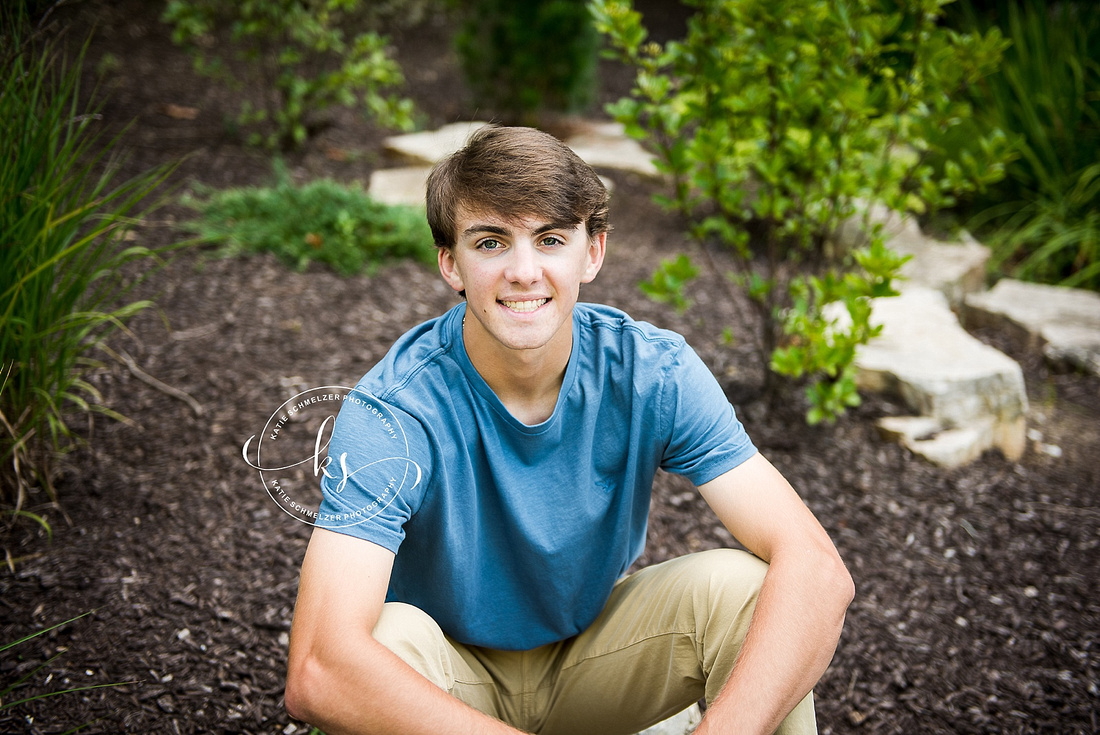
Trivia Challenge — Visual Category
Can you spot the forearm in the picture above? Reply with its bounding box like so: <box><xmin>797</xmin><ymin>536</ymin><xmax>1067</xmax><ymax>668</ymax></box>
<box><xmin>287</xmin><ymin>631</ymin><xmax>525</xmax><ymax>735</ymax></box>
<box><xmin>695</xmin><ymin>550</ymin><xmax>853</xmax><ymax>735</ymax></box>
<box><xmin>286</xmin><ymin>530</ymin><xmax>525</xmax><ymax>735</ymax></box>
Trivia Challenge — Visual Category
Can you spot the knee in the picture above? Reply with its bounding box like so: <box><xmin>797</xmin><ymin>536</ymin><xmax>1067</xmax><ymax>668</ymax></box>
<box><xmin>676</xmin><ymin>551</ymin><xmax>771</xmax><ymax>701</ymax></box>
<box><xmin>668</xmin><ymin>549</ymin><xmax>772</xmax><ymax>654</ymax></box>
<box><xmin>372</xmin><ymin>602</ymin><xmax>453</xmax><ymax>689</ymax></box>
<box><xmin>373</xmin><ymin>601</ymin><xmax>441</xmax><ymax>644</ymax></box>
<box><xmin>680</xmin><ymin>548</ymin><xmax>769</xmax><ymax>605</ymax></box>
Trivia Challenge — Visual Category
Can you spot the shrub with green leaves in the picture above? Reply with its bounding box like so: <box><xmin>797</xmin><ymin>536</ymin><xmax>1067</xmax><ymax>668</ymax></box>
<box><xmin>593</xmin><ymin>0</ymin><xmax>1010</xmax><ymax>422</ymax></box>
<box><xmin>639</xmin><ymin>254</ymin><xmax>699</xmax><ymax>313</ymax></box>
<box><xmin>180</xmin><ymin>164</ymin><xmax>436</xmax><ymax>275</ymax></box>
<box><xmin>956</xmin><ymin>0</ymin><xmax>1100</xmax><ymax>291</ymax></box>
<box><xmin>453</xmin><ymin>0</ymin><xmax>598</xmax><ymax>123</ymax></box>
<box><xmin>162</xmin><ymin>0</ymin><xmax>415</xmax><ymax>150</ymax></box>
<box><xmin>1</xmin><ymin>9</ymin><xmax>173</xmax><ymax>507</ymax></box>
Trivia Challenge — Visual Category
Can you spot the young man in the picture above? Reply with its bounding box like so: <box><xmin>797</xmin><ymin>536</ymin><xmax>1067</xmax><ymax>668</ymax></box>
<box><xmin>285</xmin><ymin>126</ymin><xmax>854</xmax><ymax>735</ymax></box>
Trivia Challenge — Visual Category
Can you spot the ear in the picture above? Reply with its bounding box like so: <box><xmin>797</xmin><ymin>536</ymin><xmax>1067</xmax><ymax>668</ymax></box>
<box><xmin>438</xmin><ymin>247</ymin><xmax>466</xmax><ymax>294</ymax></box>
<box><xmin>580</xmin><ymin>231</ymin><xmax>607</xmax><ymax>284</ymax></box>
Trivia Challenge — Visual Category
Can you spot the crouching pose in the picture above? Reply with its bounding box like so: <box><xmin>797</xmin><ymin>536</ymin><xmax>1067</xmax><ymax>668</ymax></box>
<box><xmin>285</xmin><ymin>126</ymin><xmax>854</xmax><ymax>735</ymax></box>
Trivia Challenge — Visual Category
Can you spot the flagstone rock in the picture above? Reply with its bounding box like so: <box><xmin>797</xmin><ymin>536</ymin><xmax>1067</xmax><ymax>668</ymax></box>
<box><xmin>564</xmin><ymin>121</ymin><xmax>662</xmax><ymax>178</ymax></box>
<box><xmin>368</xmin><ymin>166</ymin><xmax>433</xmax><ymax>207</ymax></box>
<box><xmin>835</xmin><ymin>202</ymin><xmax>990</xmax><ymax>305</ymax></box>
<box><xmin>833</xmin><ymin>201</ymin><xmax>923</xmax><ymax>251</ymax></box>
<box><xmin>383</xmin><ymin>121</ymin><xmax>492</xmax><ymax>165</ymax></box>
<box><xmin>891</xmin><ymin>230</ymin><xmax>990</xmax><ymax>308</ymax></box>
<box><xmin>876</xmin><ymin>416</ymin><xmax>1004</xmax><ymax>468</ymax></box>
<box><xmin>383</xmin><ymin>120</ymin><xmax>661</xmax><ymax>180</ymax></box>
<box><xmin>836</xmin><ymin>202</ymin><xmax>1029</xmax><ymax>465</ymax></box>
<box><xmin>855</xmin><ymin>287</ymin><xmax>1028</xmax><ymax>466</ymax></box>
<box><xmin>965</xmin><ymin>279</ymin><xmax>1100</xmax><ymax>377</ymax></box>
<box><xmin>367</xmin><ymin>166</ymin><xmax>615</xmax><ymax>209</ymax></box>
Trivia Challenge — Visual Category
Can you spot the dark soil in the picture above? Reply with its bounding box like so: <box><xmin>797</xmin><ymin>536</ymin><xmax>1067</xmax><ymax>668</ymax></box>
<box><xmin>2</xmin><ymin>2</ymin><xmax>1098</xmax><ymax>733</ymax></box>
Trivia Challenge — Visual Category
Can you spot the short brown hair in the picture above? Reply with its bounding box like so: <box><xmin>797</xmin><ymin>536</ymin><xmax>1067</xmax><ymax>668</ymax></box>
<box><xmin>425</xmin><ymin>126</ymin><xmax>610</xmax><ymax>248</ymax></box>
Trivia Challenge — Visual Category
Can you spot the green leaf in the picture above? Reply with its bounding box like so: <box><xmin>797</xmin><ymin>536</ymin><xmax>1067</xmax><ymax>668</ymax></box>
<box><xmin>639</xmin><ymin>254</ymin><xmax>700</xmax><ymax>312</ymax></box>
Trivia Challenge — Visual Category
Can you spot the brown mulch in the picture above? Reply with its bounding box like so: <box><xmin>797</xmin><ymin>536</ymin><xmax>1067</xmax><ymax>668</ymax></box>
<box><xmin>2</xmin><ymin>2</ymin><xmax>1097</xmax><ymax>733</ymax></box>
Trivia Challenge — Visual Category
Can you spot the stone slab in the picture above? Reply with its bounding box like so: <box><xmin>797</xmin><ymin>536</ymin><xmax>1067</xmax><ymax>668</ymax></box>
<box><xmin>876</xmin><ymin>416</ymin><xmax>944</xmax><ymax>444</ymax></box>
<box><xmin>368</xmin><ymin>165</ymin><xmax>614</xmax><ymax>209</ymax></box>
<box><xmin>383</xmin><ymin>121</ymin><xmax>492</xmax><ymax>165</ymax></box>
<box><xmin>634</xmin><ymin>704</ymin><xmax>702</xmax><ymax>735</ymax></box>
<box><xmin>834</xmin><ymin>201</ymin><xmax>923</xmax><ymax>251</ymax></box>
<box><xmin>834</xmin><ymin>202</ymin><xmax>990</xmax><ymax>304</ymax></box>
<box><xmin>965</xmin><ymin>278</ymin><xmax>1100</xmax><ymax>376</ymax></box>
<box><xmin>892</xmin><ymin>231</ymin><xmax>990</xmax><ymax>307</ymax></box>
<box><xmin>564</xmin><ymin>121</ymin><xmax>662</xmax><ymax>178</ymax></box>
<box><xmin>855</xmin><ymin>287</ymin><xmax>1028</xmax><ymax>464</ymax></box>
<box><xmin>907</xmin><ymin>424</ymin><xmax>993</xmax><ymax>468</ymax></box>
<box><xmin>368</xmin><ymin>166</ymin><xmax>433</xmax><ymax>207</ymax></box>
<box><xmin>877</xmin><ymin>417</ymin><xmax>998</xmax><ymax>468</ymax></box>
<box><xmin>384</xmin><ymin>119</ymin><xmax>661</xmax><ymax>180</ymax></box>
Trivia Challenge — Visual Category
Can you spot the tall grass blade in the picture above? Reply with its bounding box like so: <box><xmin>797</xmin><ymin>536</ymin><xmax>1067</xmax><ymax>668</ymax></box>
<box><xmin>1</xmin><ymin>611</ymin><xmax>135</xmax><ymax>723</ymax></box>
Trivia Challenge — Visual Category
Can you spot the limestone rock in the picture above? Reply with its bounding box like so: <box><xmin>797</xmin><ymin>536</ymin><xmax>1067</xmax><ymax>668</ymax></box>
<box><xmin>834</xmin><ymin>202</ymin><xmax>990</xmax><ymax>305</ymax></box>
<box><xmin>965</xmin><ymin>278</ymin><xmax>1100</xmax><ymax>377</ymax></box>
<box><xmin>383</xmin><ymin>120</ymin><xmax>660</xmax><ymax>181</ymax></box>
<box><xmin>876</xmin><ymin>416</ymin><xmax>943</xmax><ymax>444</ymax></box>
<box><xmin>564</xmin><ymin>121</ymin><xmax>662</xmax><ymax>178</ymax></box>
<box><xmin>383</xmin><ymin>121</ymin><xmax>492</xmax><ymax>165</ymax></box>
<box><xmin>892</xmin><ymin>230</ymin><xmax>990</xmax><ymax>308</ymax></box>
<box><xmin>876</xmin><ymin>418</ymin><xmax>1001</xmax><ymax>468</ymax></box>
<box><xmin>833</xmin><ymin>201</ymin><xmax>922</xmax><ymax>252</ymax></box>
<box><xmin>855</xmin><ymin>287</ymin><xmax>1028</xmax><ymax>465</ymax></box>
<box><xmin>367</xmin><ymin>166</ymin><xmax>614</xmax><ymax>209</ymax></box>
<box><xmin>368</xmin><ymin>166</ymin><xmax>433</xmax><ymax>207</ymax></box>
<box><xmin>834</xmin><ymin>203</ymin><xmax>1027</xmax><ymax>465</ymax></box>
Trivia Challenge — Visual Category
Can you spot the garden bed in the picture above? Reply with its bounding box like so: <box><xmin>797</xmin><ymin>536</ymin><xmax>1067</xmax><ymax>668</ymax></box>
<box><xmin>1</xmin><ymin>1</ymin><xmax>1097</xmax><ymax>733</ymax></box>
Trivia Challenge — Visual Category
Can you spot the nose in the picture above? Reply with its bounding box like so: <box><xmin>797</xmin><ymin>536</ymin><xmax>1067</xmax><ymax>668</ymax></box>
<box><xmin>504</xmin><ymin>240</ymin><xmax>541</xmax><ymax>285</ymax></box>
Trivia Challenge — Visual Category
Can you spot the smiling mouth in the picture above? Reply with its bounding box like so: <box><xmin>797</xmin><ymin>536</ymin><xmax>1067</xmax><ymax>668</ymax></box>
<box><xmin>499</xmin><ymin>298</ymin><xmax>548</xmax><ymax>313</ymax></box>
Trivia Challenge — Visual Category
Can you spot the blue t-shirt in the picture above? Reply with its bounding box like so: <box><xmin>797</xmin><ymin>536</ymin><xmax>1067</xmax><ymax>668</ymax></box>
<box><xmin>318</xmin><ymin>302</ymin><xmax>756</xmax><ymax>650</ymax></box>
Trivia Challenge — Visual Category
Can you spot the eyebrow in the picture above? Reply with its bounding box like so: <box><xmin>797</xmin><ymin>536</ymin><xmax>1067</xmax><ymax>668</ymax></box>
<box><xmin>461</xmin><ymin>221</ymin><xmax>578</xmax><ymax>238</ymax></box>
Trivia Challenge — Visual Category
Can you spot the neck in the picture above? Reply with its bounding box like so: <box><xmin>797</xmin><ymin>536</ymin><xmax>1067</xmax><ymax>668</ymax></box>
<box><xmin>463</xmin><ymin>316</ymin><xmax>572</xmax><ymax>426</ymax></box>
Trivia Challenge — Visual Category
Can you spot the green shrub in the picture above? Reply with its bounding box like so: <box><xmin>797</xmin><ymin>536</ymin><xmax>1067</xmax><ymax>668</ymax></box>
<box><xmin>161</xmin><ymin>0</ymin><xmax>415</xmax><ymax>150</ymax></box>
<box><xmin>639</xmin><ymin>254</ymin><xmax>699</xmax><ymax>313</ymax></box>
<box><xmin>453</xmin><ymin>0</ymin><xmax>598</xmax><ymax>123</ymax></box>
<box><xmin>957</xmin><ymin>0</ymin><xmax>1100</xmax><ymax>290</ymax></box>
<box><xmin>593</xmin><ymin>0</ymin><xmax>1010</xmax><ymax>423</ymax></box>
<box><xmin>1</xmin><ymin>9</ymin><xmax>173</xmax><ymax>507</ymax></box>
<box><xmin>179</xmin><ymin>163</ymin><xmax>436</xmax><ymax>275</ymax></box>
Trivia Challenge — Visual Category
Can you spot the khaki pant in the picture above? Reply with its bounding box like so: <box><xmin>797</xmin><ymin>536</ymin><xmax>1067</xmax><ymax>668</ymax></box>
<box><xmin>374</xmin><ymin>548</ymin><xmax>817</xmax><ymax>735</ymax></box>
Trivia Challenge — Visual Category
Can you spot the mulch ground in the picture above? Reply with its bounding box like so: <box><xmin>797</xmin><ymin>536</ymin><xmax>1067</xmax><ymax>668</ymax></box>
<box><xmin>2</xmin><ymin>2</ymin><xmax>1098</xmax><ymax>733</ymax></box>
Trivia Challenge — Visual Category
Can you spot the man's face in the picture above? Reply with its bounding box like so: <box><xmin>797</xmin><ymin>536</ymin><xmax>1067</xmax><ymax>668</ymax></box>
<box><xmin>438</xmin><ymin>207</ymin><xmax>605</xmax><ymax>361</ymax></box>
